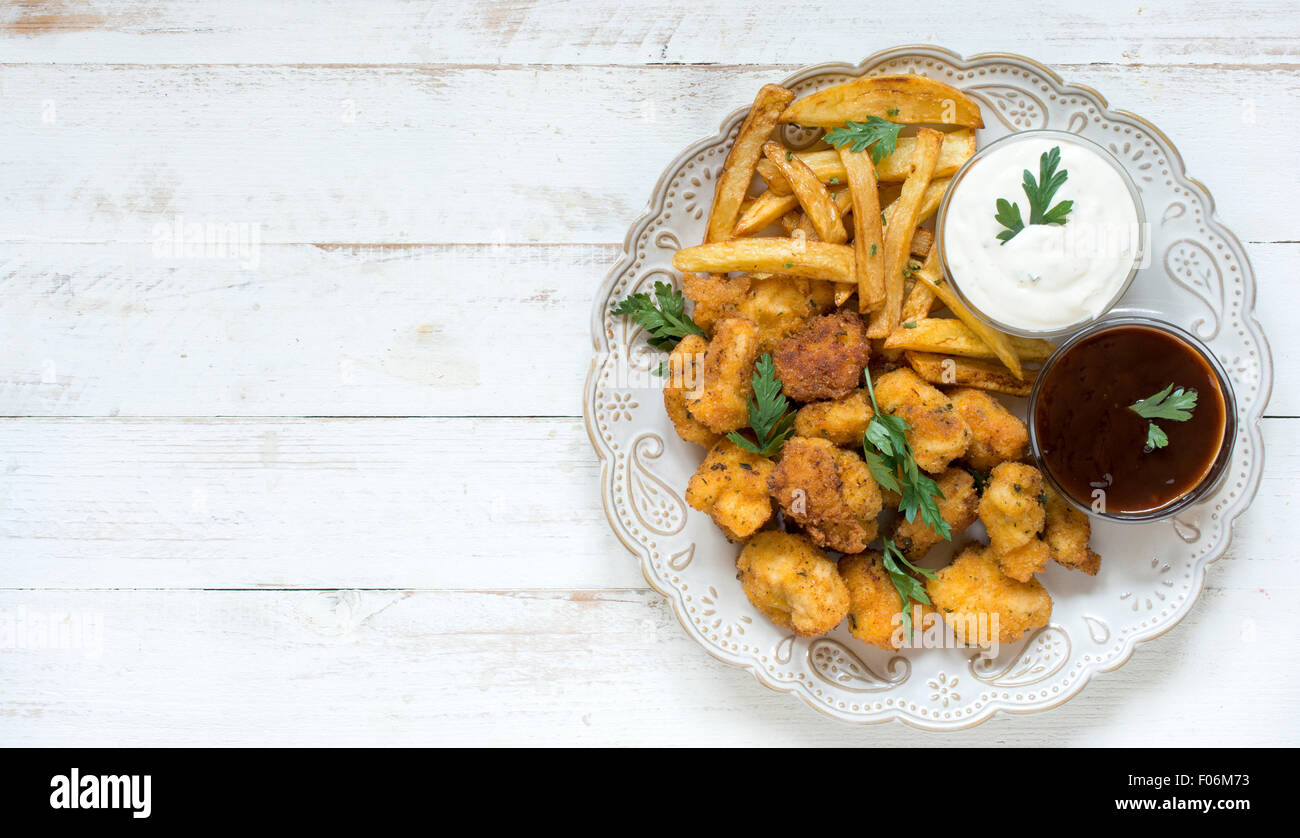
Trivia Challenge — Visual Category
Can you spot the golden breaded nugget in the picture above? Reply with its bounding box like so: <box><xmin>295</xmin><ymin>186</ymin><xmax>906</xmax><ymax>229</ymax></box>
<box><xmin>687</xmin><ymin>274</ymin><xmax>836</xmax><ymax>353</ymax></box>
<box><xmin>1044</xmin><ymin>488</ymin><xmax>1101</xmax><ymax>575</ymax></box>
<box><xmin>926</xmin><ymin>544</ymin><xmax>1052</xmax><ymax>646</ymax></box>
<box><xmin>949</xmin><ymin>387</ymin><xmax>1029</xmax><ymax>471</ymax></box>
<box><xmin>662</xmin><ymin>334</ymin><xmax>719</xmax><ymax>447</ymax></box>
<box><xmin>871</xmin><ymin>367</ymin><xmax>971</xmax><ymax>474</ymax></box>
<box><xmin>838</xmin><ymin>551</ymin><xmax>904</xmax><ymax>650</ymax></box>
<box><xmin>685</xmin><ymin>318</ymin><xmax>759</xmax><ymax>434</ymax></box>
<box><xmin>772</xmin><ymin>311</ymin><xmax>871</xmax><ymax>402</ymax></box>
<box><xmin>769</xmin><ymin>437</ymin><xmax>881</xmax><ymax>554</ymax></box>
<box><xmin>792</xmin><ymin>389</ymin><xmax>874</xmax><ymax>446</ymax></box>
<box><xmin>738</xmin><ymin>531</ymin><xmax>850</xmax><ymax>636</ymax></box>
<box><xmin>979</xmin><ymin>462</ymin><xmax>1045</xmax><ymax>553</ymax></box>
<box><xmin>685</xmin><ymin>438</ymin><xmax>774</xmax><ymax>541</ymax></box>
<box><xmin>997</xmin><ymin>538</ymin><xmax>1050</xmax><ymax>583</ymax></box>
<box><xmin>892</xmin><ymin>468</ymin><xmax>979</xmax><ymax>560</ymax></box>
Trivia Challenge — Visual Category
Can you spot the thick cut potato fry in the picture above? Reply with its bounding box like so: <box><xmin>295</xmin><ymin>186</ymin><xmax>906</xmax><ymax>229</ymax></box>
<box><xmin>910</xmin><ymin>228</ymin><xmax>934</xmax><ymax>258</ymax></box>
<box><xmin>762</xmin><ymin>141</ymin><xmax>846</xmax><ymax>244</ymax></box>
<box><xmin>868</xmin><ymin>128</ymin><xmax>943</xmax><ymax>339</ymax></box>
<box><xmin>780</xmin><ymin>74</ymin><xmax>984</xmax><ymax>129</ymax></box>
<box><xmin>706</xmin><ymin>84</ymin><xmax>795</xmax><ymax>243</ymax></box>
<box><xmin>905</xmin><ymin>351</ymin><xmax>1036</xmax><ymax>397</ymax></box>
<box><xmin>757</xmin><ymin>129</ymin><xmax>975</xmax><ymax>194</ymax></box>
<box><xmin>883</xmin><ymin>318</ymin><xmax>1054</xmax><ymax>364</ymax></box>
<box><xmin>900</xmin><ymin>243</ymin><xmax>940</xmax><ymax>323</ymax></box>
<box><xmin>838</xmin><ymin>146</ymin><xmax>884</xmax><ymax>313</ymax></box>
<box><xmin>910</xmin><ymin>257</ymin><xmax>1030</xmax><ymax>378</ymax></box>
<box><xmin>734</xmin><ymin>190</ymin><xmax>801</xmax><ymax>237</ymax></box>
<box><xmin>674</xmin><ymin>239</ymin><xmax>854</xmax><ymax>283</ymax></box>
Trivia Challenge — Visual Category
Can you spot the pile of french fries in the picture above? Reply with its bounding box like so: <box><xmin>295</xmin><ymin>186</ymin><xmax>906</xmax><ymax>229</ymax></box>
<box><xmin>671</xmin><ymin>74</ymin><xmax>1054</xmax><ymax>396</ymax></box>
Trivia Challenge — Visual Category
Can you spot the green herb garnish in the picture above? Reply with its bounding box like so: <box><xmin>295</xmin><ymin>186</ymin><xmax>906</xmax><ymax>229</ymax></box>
<box><xmin>612</xmin><ymin>281</ymin><xmax>704</xmax><ymax>351</ymax></box>
<box><xmin>882</xmin><ymin>537</ymin><xmax>936</xmax><ymax>639</ymax></box>
<box><xmin>861</xmin><ymin>369</ymin><xmax>950</xmax><ymax>540</ymax></box>
<box><xmin>994</xmin><ymin>145</ymin><xmax>1073</xmax><ymax>244</ymax></box>
<box><xmin>726</xmin><ymin>354</ymin><xmax>796</xmax><ymax>458</ymax></box>
<box><xmin>1129</xmin><ymin>383</ymin><xmax>1197</xmax><ymax>451</ymax></box>
<box><xmin>824</xmin><ymin>116</ymin><xmax>905</xmax><ymax>164</ymax></box>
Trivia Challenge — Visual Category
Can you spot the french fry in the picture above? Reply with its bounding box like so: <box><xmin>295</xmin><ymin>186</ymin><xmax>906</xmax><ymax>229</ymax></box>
<box><xmin>734</xmin><ymin>190</ymin><xmax>800</xmax><ymax>237</ymax></box>
<box><xmin>705</xmin><ymin>84</ymin><xmax>795</xmax><ymax>243</ymax></box>
<box><xmin>868</xmin><ymin>128</ymin><xmax>943</xmax><ymax>339</ymax></box>
<box><xmin>910</xmin><ymin>228</ymin><xmax>934</xmax><ymax>258</ymax></box>
<box><xmin>762</xmin><ymin>141</ymin><xmax>846</xmax><ymax>244</ymax></box>
<box><xmin>780</xmin><ymin>74</ymin><xmax>984</xmax><ymax>129</ymax></box>
<box><xmin>838</xmin><ymin>145</ymin><xmax>884</xmax><ymax>313</ymax></box>
<box><xmin>883</xmin><ymin>318</ymin><xmax>1054</xmax><ymax>366</ymax></box>
<box><xmin>779</xmin><ymin>210</ymin><xmax>801</xmax><ymax>234</ymax></box>
<box><xmin>756</xmin><ymin>129</ymin><xmax>975</xmax><ymax>194</ymax></box>
<box><xmin>905</xmin><ymin>351</ymin><xmax>1036</xmax><ymax>398</ymax></box>
<box><xmin>910</xmin><ymin>257</ymin><xmax>1040</xmax><ymax>378</ymax></box>
<box><xmin>900</xmin><ymin>243</ymin><xmax>940</xmax><ymax>323</ymax></box>
<box><xmin>673</xmin><ymin>239</ymin><xmax>854</xmax><ymax>283</ymax></box>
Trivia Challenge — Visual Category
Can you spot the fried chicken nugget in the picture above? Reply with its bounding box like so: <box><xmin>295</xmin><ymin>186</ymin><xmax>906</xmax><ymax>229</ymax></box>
<box><xmin>872</xmin><ymin>368</ymin><xmax>971</xmax><ymax>474</ymax></box>
<box><xmin>662</xmin><ymin>334</ymin><xmax>719</xmax><ymax>447</ymax></box>
<box><xmin>769</xmin><ymin>437</ymin><xmax>881</xmax><ymax>554</ymax></box>
<box><xmin>1044</xmin><ymin>488</ymin><xmax>1101</xmax><ymax>575</ymax></box>
<box><xmin>772</xmin><ymin>311</ymin><xmax>871</xmax><ymax>402</ymax></box>
<box><xmin>738</xmin><ymin>531</ymin><xmax>850</xmax><ymax>636</ymax></box>
<box><xmin>685</xmin><ymin>438</ymin><xmax>774</xmax><ymax>541</ymax></box>
<box><xmin>793</xmin><ymin>388</ymin><xmax>874</xmax><ymax>446</ymax></box>
<box><xmin>926</xmin><ymin>544</ymin><xmax>1052</xmax><ymax>646</ymax></box>
<box><xmin>838</xmin><ymin>551</ymin><xmax>904</xmax><ymax>649</ymax></box>
<box><xmin>979</xmin><ymin>462</ymin><xmax>1048</xmax><ymax>581</ymax></box>
<box><xmin>949</xmin><ymin>387</ymin><xmax>1029</xmax><ymax>471</ymax></box>
<box><xmin>685</xmin><ymin>317</ymin><xmax>760</xmax><ymax>434</ymax></box>
<box><xmin>997</xmin><ymin>538</ymin><xmax>1051</xmax><ymax>583</ymax></box>
<box><xmin>686</xmin><ymin>273</ymin><xmax>837</xmax><ymax>353</ymax></box>
<box><xmin>892</xmin><ymin>467</ymin><xmax>979</xmax><ymax>559</ymax></box>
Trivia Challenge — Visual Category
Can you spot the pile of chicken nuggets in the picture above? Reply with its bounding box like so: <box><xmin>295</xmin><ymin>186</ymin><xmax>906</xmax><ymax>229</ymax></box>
<box><xmin>669</xmin><ymin>290</ymin><xmax>1101</xmax><ymax>651</ymax></box>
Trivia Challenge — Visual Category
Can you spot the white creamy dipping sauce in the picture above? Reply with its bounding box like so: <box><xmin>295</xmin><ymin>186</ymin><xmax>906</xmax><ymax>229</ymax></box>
<box><xmin>939</xmin><ymin>134</ymin><xmax>1142</xmax><ymax>333</ymax></box>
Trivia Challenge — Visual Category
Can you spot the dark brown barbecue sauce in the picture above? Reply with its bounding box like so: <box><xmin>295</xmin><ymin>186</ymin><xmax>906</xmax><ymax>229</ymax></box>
<box><xmin>1033</xmin><ymin>323</ymin><xmax>1228</xmax><ymax>515</ymax></box>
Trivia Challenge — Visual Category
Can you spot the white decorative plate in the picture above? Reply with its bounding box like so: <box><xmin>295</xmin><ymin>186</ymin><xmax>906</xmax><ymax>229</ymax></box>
<box><xmin>584</xmin><ymin>46</ymin><xmax>1272</xmax><ymax>728</ymax></box>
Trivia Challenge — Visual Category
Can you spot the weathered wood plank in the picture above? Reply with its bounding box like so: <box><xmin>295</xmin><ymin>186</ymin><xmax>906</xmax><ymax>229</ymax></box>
<box><xmin>0</xmin><ymin>583</ymin><xmax>1291</xmax><ymax>745</ymax></box>
<box><xmin>0</xmin><ymin>416</ymin><xmax>1289</xmax><ymax>590</ymax></box>
<box><xmin>0</xmin><ymin>64</ymin><xmax>1294</xmax><ymax>245</ymax></box>
<box><xmin>0</xmin><ymin>242</ymin><xmax>1289</xmax><ymax>417</ymax></box>
<box><xmin>0</xmin><ymin>0</ymin><xmax>1296</xmax><ymax>66</ymax></box>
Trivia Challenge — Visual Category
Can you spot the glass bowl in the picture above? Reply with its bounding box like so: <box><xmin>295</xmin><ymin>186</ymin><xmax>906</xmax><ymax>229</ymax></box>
<box><xmin>935</xmin><ymin>129</ymin><xmax>1148</xmax><ymax>340</ymax></box>
<box><xmin>1027</xmin><ymin>316</ymin><xmax>1237</xmax><ymax>523</ymax></box>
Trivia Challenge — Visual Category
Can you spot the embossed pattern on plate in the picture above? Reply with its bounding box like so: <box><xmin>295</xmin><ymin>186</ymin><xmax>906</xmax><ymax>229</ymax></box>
<box><xmin>584</xmin><ymin>47</ymin><xmax>1272</xmax><ymax>729</ymax></box>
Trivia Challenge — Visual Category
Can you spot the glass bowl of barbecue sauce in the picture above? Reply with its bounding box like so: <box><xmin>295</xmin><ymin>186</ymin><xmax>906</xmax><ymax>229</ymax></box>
<box><xmin>1029</xmin><ymin>317</ymin><xmax>1236</xmax><ymax>522</ymax></box>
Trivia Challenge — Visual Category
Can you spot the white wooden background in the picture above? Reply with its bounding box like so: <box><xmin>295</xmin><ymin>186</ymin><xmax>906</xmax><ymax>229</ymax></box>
<box><xmin>0</xmin><ymin>0</ymin><xmax>1296</xmax><ymax>746</ymax></box>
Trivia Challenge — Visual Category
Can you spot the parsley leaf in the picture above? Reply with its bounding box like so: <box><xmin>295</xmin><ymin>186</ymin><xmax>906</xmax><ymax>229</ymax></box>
<box><xmin>994</xmin><ymin>145</ymin><xmax>1073</xmax><ymax>245</ymax></box>
<box><xmin>726</xmin><ymin>353</ymin><xmax>795</xmax><ymax>458</ymax></box>
<box><xmin>882</xmin><ymin>537</ymin><xmax>937</xmax><ymax>640</ymax></box>
<box><xmin>861</xmin><ymin>369</ymin><xmax>950</xmax><ymax>540</ymax></box>
<box><xmin>1129</xmin><ymin>383</ymin><xmax>1198</xmax><ymax>422</ymax></box>
<box><xmin>1129</xmin><ymin>383</ymin><xmax>1197</xmax><ymax>453</ymax></box>
<box><xmin>611</xmin><ymin>281</ymin><xmax>704</xmax><ymax>351</ymax></box>
<box><xmin>824</xmin><ymin>116</ymin><xmax>905</xmax><ymax>164</ymax></box>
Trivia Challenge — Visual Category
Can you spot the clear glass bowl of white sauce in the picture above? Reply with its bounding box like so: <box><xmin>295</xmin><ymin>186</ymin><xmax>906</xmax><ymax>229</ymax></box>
<box><xmin>935</xmin><ymin>129</ymin><xmax>1147</xmax><ymax>339</ymax></box>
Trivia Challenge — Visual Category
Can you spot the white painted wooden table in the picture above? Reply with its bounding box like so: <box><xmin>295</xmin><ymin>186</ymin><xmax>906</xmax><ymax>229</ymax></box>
<box><xmin>1</xmin><ymin>1</ymin><xmax>1296</xmax><ymax>746</ymax></box>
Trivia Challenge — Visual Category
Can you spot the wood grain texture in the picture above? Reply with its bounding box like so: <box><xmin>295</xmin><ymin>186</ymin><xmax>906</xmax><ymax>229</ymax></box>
<box><xmin>0</xmin><ymin>64</ymin><xmax>1296</xmax><ymax>244</ymax></box>
<box><xmin>0</xmin><ymin>242</ymin><xmax>1293</xmax><ymax>417</ymax></box>
<box><xmin>0</xmin><ymin>583</ymin><xmax>1293</xmax><ymax>746</ymax></box>
<box><xmin>1</xmin><ymin>0</ymin><xmax>1297</xmax><ymax>65</ymax></box>
<box><xmin>0</xmin><ymin>417</ymin><xmax>1291</xmax><ymax>591</ymax></box>
<box><xmin>0</xmin><ymin>1</ymin><xmax>1293</xmax><ymax>744</ymax></box>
